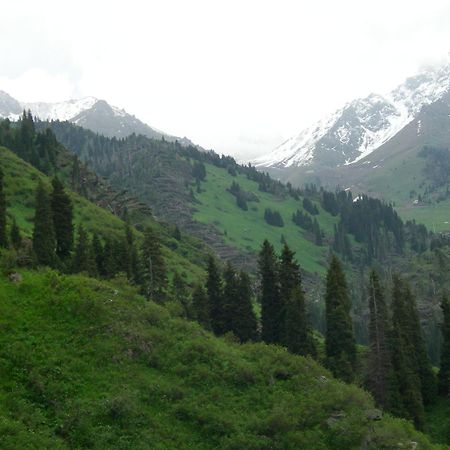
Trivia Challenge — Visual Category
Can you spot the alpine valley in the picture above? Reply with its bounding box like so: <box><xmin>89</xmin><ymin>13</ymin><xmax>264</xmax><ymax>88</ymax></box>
<box><xmin>1</xmin><ymin>62</ymin><xmax>450</xmax><ymax>448</ymax></box>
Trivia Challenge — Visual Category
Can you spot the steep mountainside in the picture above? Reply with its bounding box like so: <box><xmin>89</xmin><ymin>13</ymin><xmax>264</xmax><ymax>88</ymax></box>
<box><xmin>0</xmin><ymin>90</ymin><xmax>193</xmax><ymax>145</ymax></box>
<box><xmin>253</xmin><ymin>61</ymin><xmax>450</xmax><ymax>170</ymax></box>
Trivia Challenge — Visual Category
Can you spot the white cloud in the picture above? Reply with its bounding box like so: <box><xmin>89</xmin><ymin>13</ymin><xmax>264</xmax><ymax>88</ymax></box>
<box><xmin>2</xmin><ymin>0</ymin><xmax>450</xmax><ymax>157</ymax></box>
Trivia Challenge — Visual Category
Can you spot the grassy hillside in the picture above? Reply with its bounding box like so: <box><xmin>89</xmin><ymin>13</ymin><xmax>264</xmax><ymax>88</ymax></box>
<box><xmin>0</xmin><ymin>268</ymin><xmax>445</xmax><ymax>449</ymax></box>
<box><xmin>0</xmin><ymin>146</ymin><xmax>204</xmax><ymax>283</ymax></box>
<box><xmin>193</xmin><ymin>163</ymin><xmax>338</xmax><ymax>274</ymax></box>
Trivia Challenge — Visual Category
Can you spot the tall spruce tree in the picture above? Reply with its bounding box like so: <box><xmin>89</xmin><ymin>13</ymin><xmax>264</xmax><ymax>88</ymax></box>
<box><xmin>439</xmin><ymin>294</ymin><xmax>450</xmax><ymax>396</ymax></box>
<box><xmin>72</xmin><ymin>225</ymin><xmax>96</xmax><ymax>276</ymax></box>
<box><xmin>91</xmin><ymin>233</ymin><xmax>105</xmax><ymax>277</ymax></box>
<box><xmin>366</xmin><ymin>270</ymin><xmax>392</xmax><ymax>409</ymax></box>
<box><xmin>258</xmin><ymin>240</ymin><xmax>282</xmax><ymax>344</ymax></box>
<box><xmin>234</xmin><ymin>270</ymin><xmax>258</xmax><ymax>342</ymax></box>
<box><xmin>402</xmin><ymin>281</ymin><xmax>437</xmax><ymax>405</ymax></box>
<box><xmin>192</xmin><ymin>284</ymin><xmax>211</xmax><ymax>330</ymax></box>
<box><xmin>324</xmin><ymin>255</ymin><xmax>356</xmax><ymax>382</ymax></box>
<box><xmin>206</xmin><ymin>255</ymin><xmax>224</xmax><ymax>335</ymax></box>
<box><xmin>32</xmin><ymin>182</ymin><xmax>56</xmax><ymax>266</ymax></box>
<box><xmin>222</xmin><ymin>261</ymin><xmax>239</xmax><ymax>333</ymax></box>
<box><xmin>141</xmin><ymin>227</ymin><xmax>167</xmax><ymax>300</ymax></box>
<box><xmin>285</xmin><ymin>285</ymin><xmax>316</xmax><ymax>357</ymax></box>
<box><xmin>0</xmin><ymin>168</ymin><xmax>7</xmax><ymax>248</ymax></box>
<box><xmin>389</xmin><ymin>276</ymin><xmax>425</xmax><ymax>428</ymax></box>
<box><xmin>222</xmin><ymin>265</ymin><xmax>257</xmax><ymax>342</ymax></box>
<box><xmin>51</xmin><ymin>177</ymin><xmax>73</xmax><ymax>259</ymax></box>
<box><xmin>279</xmin><ymin>243</ymin><xmax>300</xmax><ymax>344</ymax></box>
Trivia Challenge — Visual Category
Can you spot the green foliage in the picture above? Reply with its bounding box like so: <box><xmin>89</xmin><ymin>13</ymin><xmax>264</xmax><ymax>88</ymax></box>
<box><xmin>141</xmin><ymin>227</ymin><xmax>167</xmax><ymax>301</ymax></box>
<box><xmin>32</xmin><ymin>181</ymin><xmax>56</xmax><ymax>266</ymax></box>
<box><xmin>258</xmin><ymin>240</ymin><xmax>282</xmax><ymax>344</ymax></box>
<box><xmin>206</xmin><ymin>255</ymin><xmax>224</xmax><ymax>335</ymax></box>
<box><xmin>439</xmin><ymin>294</ymin><xmax>450</xmax><ymax>396</ymax></box>
<box><xmin>0</xmin><ymin>168</ymin><xmax>7</xmax><ymax>248</ymax></box>
<box><xmin>192</xmin><ymin>284</ymin><xmax>211</xmax><ymax>329</ymax></box>
<box><xmin>0</xmin><ymin>270</ymin><xmax>442</xmax><ymax>449</ymax></box>
<box><xmin>264</xmin><ymin>208</ymin><xmax>284</xmax><ymax>227</ymax></box>
<box><xmin>325</xmin><ymin>255</ymin><xmax>357</xmax><ymax>382</ymax></box>
<box><xmin>51</xmin><ymin>176</ymin><xmax>73</xmax><ymax>259</ymax></box>
<box><xmin>366</xmin><ymin>270</ymin><xmax>391</xmax><ymax>409</ymax></box>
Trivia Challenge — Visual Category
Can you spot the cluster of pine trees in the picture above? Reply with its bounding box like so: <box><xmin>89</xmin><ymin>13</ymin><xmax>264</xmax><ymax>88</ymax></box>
<box><xmin>292</xmin><ymin>209</ymin><xmax>323</xmax><ymax>245</ymax></box>
<box><xmin>0</xmin><ymin>112</ymin><xmax>58</xmax><ymax>174</ymax></box>
<box><xmin>365</xmin><ymin>270</ymin><xmax>450</xmax><ymax>429</ymax></box>
<box><xmin>0</xmin><ymin>173</ymin><xmax>168</xmax><ymax>301</ymax></box>
<box><xmin>191</xmin><ymin>256</ymin><xmax>257</xmax><ymax>342</ymax></box>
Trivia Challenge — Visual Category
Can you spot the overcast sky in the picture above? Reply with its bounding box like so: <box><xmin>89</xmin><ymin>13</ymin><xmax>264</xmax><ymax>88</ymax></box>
<box><xmin>2</xmin><ymin>0</ymin><xmax>450</xmax><ymax>159</ymax></box>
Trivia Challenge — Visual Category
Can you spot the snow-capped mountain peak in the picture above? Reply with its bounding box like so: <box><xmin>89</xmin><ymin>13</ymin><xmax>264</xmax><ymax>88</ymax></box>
<box><xmin>253</xmin><ymin>61</ymin><xmax>450</xmax><ymax>169</ymax></box>
<box><xmin>22</xmin><ymin>97</ymin><xmax>98</xmax><ymax>122</ymax></box>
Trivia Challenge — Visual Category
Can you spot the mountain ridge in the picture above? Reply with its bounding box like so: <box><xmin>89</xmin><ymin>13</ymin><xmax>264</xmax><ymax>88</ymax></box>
<box><xmin>253</xmin><ymin>61</ymin><xmax>450</xmax><ymax>170</ymax></box>
<box><xmin>0</xmin><ymin>90</ymin><xmax>194</xmax><ymax>145</ymax></box>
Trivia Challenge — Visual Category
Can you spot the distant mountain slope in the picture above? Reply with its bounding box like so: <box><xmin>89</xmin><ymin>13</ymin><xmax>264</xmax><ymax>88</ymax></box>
<box><xmin>253</xmin><ymin>61</ymin><xmax>450</xmax><ymax>170</ymax></box>
<box><xmin>0</xmin><ymin>90</ymin><xmax>193</xmax><ymax>145</ymax></box>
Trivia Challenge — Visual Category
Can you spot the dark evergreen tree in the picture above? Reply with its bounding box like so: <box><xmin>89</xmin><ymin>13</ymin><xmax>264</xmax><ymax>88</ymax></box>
<box><xmin>206</xmin><ymin>255</ymin><xmax>224</xmax><ymax>335</ymax></box>
<box><xmin>234</xmin><ymin>270</ymin><xmax>258</xmax><ymax>342</ymax></box>
<box><xmin>324</xmin><ymin>255</ymin><xmax>356</xmax><ymax>382</ymax></box>
<box><xmin>258</xmin><ymin>240</ymin><xmax>282</xmax><ymax>344</ymax></box>
<box><xmin>10</xmin><ymin>218</ymin><xmax>21</xmax><ymax>249</ymax></box>
<box><xmin>173</xmin><ymin>225</ymin><xmax>182</xmax><ymax>241</ymax></box>
<box><xmin>0</xmin><ymin>168</ymin><xmax>7</xmax><ymax>248</ymax></box>
<box><xmin>278</xmin><ymin>244</ymin><xmax>300</xmax><ymax>343</ymax></box>
<box><xmin>172</xmin><ymin>271</ymin><xmax>190</xmax><ymax>317</ymax></box>
<box><xmin>32</xmin><ymin>182</ymin><xmax>56</xmax><ymax>266</ymax></box>
<box><xmin>389</xmin><ymin>276</ymin><xmax>425</xmax><ymax>429</ymax></box>
<box><xmin>192</xmin><ymin>284</ymin><xmax>211</xmax><ymax>330</ymax></box>
<box><xmin>141</xmin><ymin>227</ymin><xmax>167</xmax><ymax>300</ymax></box>
<box><xmin>439</xmin><ymin>294</ymin><xmax>450</xmax><ymax>396</ymax></box>
<box><xmin>313</xmin><ymin>219</ymin><xmax>323</xmax><ymax>246</ymax></box>
<box><xmin>285</xmin><ymin>285</ymin><xmax>316</xmax><ymax>357</ymax></box>
<box><xmin>366</xmin><ymin>270</ymin><xmax>391</xmax><ymax>409</ymax></box>
<box><xmin>222</xmin><ymin>261</ymin><xmax>239</xmax><ymax>333</ymax></box>
<box><xmin>72</xmin><ymin>225</ymin><xmax>96</xmax><ymax>276</ymax></box>
<box><xmin>51</xmin><ymin>177</ymin><xmax>73</xmax><ymax>259</ymax></box>
<box><xmin>91</xmin><ymin>233</ymin><xmax>105</xmax><ymax>276</ymax></box>
<box><xmin>402</xmin><ymin>281</ymin><xmax>437</xmax><ymax>405</ymax></box>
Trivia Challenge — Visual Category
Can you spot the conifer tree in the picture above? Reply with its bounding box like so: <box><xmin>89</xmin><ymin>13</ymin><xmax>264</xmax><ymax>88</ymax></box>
<box><xmin>10</xmin><ymin>218</ymin><xmax>21</xmax><ymax>249</ymax></box>
<box><xmin>285</xmin><ymin>285</ymin><xmax>316</xmax><ymax>356</ymax></box>
<box><xmin>0</xmin><ymin>168</ymin><xmax>7</xmax><ymax>248</ymax></box>
<box><xmin>141</xmin><ymin>227</ymin><xmax>167</xmax><ymax>300</ymax></box>
<box><xmin>259</xmin><ymin>240</ymin><xmax>281</xmax><ymax>344</ymax></box>
<box><xmin>279</xmin><ymin>243</ymin><xmax>300</xmax><ymax>344</ymax></box>
<box><xmin>72</xmin><ymin>225</ymin><xmax>96</xmax><ymax>276</ymax></box>
<box><xmin>103</xmin><ymin>239</ymin><xmax>118</xmax><ymax>278</ymax></box>
<box><xmin>32</xmin><ymin>181</ymin><xmax>56</xmax><ymax>266</ymax></box>
<box><xmin>366</xmin><ymin>270</ymin><xmax>391</xmax><ymax>409</ymax></box>
<box><xmin>91</xmin><ymin>233</ymin><xmax>105</xmax><ymax>276</ymax></box>
<box><xmin>172</xmin><ymin>271</ymin><xmax>190</xmax><ymax>317</ymax></box>
<box><xmin>222</xmin><ymin>261</ymin><xmax>239</xmax><ymax>333</ymax></box>
<box><xmin>192</xmin><ymin>284</ymin><xmax>211</xmax><ymax>330</ymax></box>
<box><xmin>389</xmin><ymin>276</ymin><xmax>425</xmax><ymax>428</ymax></box>
<box><xmin>439</xmin><ymin>294</ymin><xmax>450</xmax><ymax>396</ymax></box>
<box><xmin>51</xmin><ymin>177</ymin><xmax>73</xmax><ymax>259</ymax></box>
<box><xmin>324</xmin><ymin>255</ymin><xmax>356</xmax><ymax>382</ymax></box>
<box><xmin>401</xmin><ymin>280</ymin><xmax>437</xmax><ymax>405</ymax></box>
<box><xmin>234</xmin><ymin>270</ymin><xmax>258</xmax><ymax>342</ymax></box>
<box><xmin>222</xmin><ymin>264</ymin><xmax>258</xmax><ymax>342</ymax></box>
<box><xmin>206</xmin><ymin>255</ymin><xmax>224</xmax><ymax>335</ymax></box>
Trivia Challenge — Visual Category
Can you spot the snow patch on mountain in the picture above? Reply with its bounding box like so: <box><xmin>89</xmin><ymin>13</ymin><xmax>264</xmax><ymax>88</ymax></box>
<box><xmin>23</xmin><ymin>97</ymin><xmax>98</xmax><ymax>121</ymax></box>
<box><xmin>253</xmin><ymin>61</ymin><xmax>450</xmax><ymax>169</ymax></box>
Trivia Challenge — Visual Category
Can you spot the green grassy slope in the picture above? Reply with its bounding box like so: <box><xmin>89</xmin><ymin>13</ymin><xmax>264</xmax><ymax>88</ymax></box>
<box><xmin>0</xmin><ymin>269</ymin><xmax>445</xmax><ymax>449</ymax></box>
<box><xmin>0</xmin><ymin>146</ymin><xmax>203</xmax><ymax>282</ymax></box>
<box><xmin>193</xmin><ymin>164</ymin><xmax>338</xmax><ymax>274</ymax></box>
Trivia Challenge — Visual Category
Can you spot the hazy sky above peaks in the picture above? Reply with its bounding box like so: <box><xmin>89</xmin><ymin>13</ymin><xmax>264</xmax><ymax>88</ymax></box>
<box><xmin>2</xmin><ymin>0</ymin><xmax>450</xmax><ymax>159</ymax></box>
